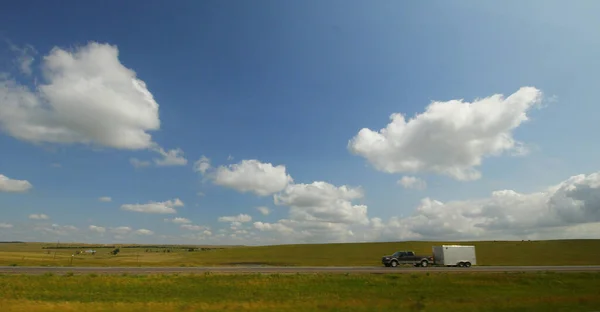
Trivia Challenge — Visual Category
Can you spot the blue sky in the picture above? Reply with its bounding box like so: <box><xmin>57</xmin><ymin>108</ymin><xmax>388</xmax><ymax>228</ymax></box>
<box><xmin>1</xmin><ymin>0</ymin><xmax>600</xmax><ymax>245</ymax></box>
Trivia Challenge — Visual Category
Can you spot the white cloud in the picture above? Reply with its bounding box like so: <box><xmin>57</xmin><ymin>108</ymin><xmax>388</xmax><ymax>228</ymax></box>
<box><xmin>180</xmin><ymin>224</ymin><xmax>206</xmax><ymax>231</ymax></box>
<box><xmin>28</xmin><ymin>214</ymin><xmax>49</xmax><ymax>220</ymax></box>
<box><xmin>164</xmin><ymin>217</ymin><xmax>191</xmax><ymax>224</ymax></box>
<box><xmin>209</xmin><ymin>170</ymin><xmax>600</xmax><ymax>244</ymax></box>
<box><xmin>0</xmin><ymin>223</ymin><xmax>13</xmax><ymax>229</ymax></box>
<box><xmin>0</xmin><ymin>42</ymin><xmax>161</xmax><ymax>150</ymax></box>
<box><xmin>89</xmin><ymin>225</ymin><xmax>106</xmax><ymax>233</ymax></box>
<box><xmin>250</xmin><ymin>181</ymin><xmax>369</xmax><ymax>244</ymax></box>
<box><xmin>180</xmin><ymin>229</ymin><xmax>213</xmax><ymax>241</ymax></box>
<box><xmin>218</xmin><ymin>214</ymin><xmax>252</xmax><ymax>223</ymax></box>
<box><xmin>121</xmin><ymin>198</ymin><xmax>183</xmax><ymax>214</ymax></box>
<box><xmin>0</xmin><ymin>42</ymin><xmax>187</xmax><ymax>169</ymax></box>
<box><xmin>274</xmin><ymin>181</ymin><xmax>368</xmax><ymax>225</ymax></box>
<box><xmin>98</xmin><ymin>196</ymin><xmax>112</xmax><ymax>202</ymax></box>
<box><xmin>153</xmin><ymin>147</ymin><xmax>188</xmax><ymax>166</ymax></box>
<box><xmin>0</xmin><ymin>174</ymin><xmax>33</xmax><ymax>193</ymax></box>
<box><xmin>253</xmin><ymin>218</ymin><xmax>355</xmax><ymax>243</ymax></box>
<box><xmin>38</xmin><ymin>224</ymin><xmax>78</xmax><ymax>236</ymax></box>
<box><xmin>398</xmin><ymin>176</ymin><xmax>427</xmax><ymax>190</ymax></box>
<box><xmin>193</xmin><ymin>156</ymin><xmax>211</xmax><ymax>174</ymax></box>
<box><xmin>257</xmin><ymin>206</ymin><xmax>270</xmax><ymax>215</ymax></box>
<box><xmin>18</xmin><ymin>170</ymin><xmax>592</xmax><ymax>245</ymax></box>
<box><xmin>254</xmin><ymin>221</ymin><xmax>293</xmax><ymax>233</ymax></box>
<box><xmin>252</xmin><ymin>172</ymin><xmax>597</xmax><ymax>243</ymax></box>
<box><xmin>212</xmin><ymin>159</ymin><xmax>293</xmax><ymax>196</ymax></box>
<box><xmin>51</xmin><ymin>163</ymin><xmax>62</xmax><ymax>168</ymax></box>
<box><xmin>110</xmin><ymin>226</ymin><xmax>132</xmax><ymax>235</ymax></box>
<box><xmin>365</xmin><ymin>171</ymin><xmax>600</xmax><ymax>241</ymax></box>
<box><xmin>135</xmin><ymin>229</ymin><xmax>154</xmax><ymax>235</ymax></box>
<box><xmin>348</xmin><ymin>87</ymin><xmax>543</xmax><ymax>181</ymax></box>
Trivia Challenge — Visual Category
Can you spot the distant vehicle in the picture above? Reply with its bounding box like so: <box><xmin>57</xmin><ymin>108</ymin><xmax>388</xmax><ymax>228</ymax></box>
<box><xmin>431</xmin><ymin>245</ymin><xmax>476</xmax><ymax>267</ymax></box>
<box><xmin>382</xmin><ymin>245</ymin><xmax>477</xmax><ymax>268</ymax></box>
<box><xmin>381</xmin><ymin>250</ymin><xmax>434</xmax><ymax>267</ymax></box>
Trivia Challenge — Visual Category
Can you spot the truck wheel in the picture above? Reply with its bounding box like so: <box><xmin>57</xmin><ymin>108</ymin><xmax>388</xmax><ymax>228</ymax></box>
<box><xmin>464</xmin><ymin>262</ymin><xmax>471</xmax><ymax>268</ymax></box>
<box><xmin>458</xmin><ymin>262</ymin><xmax>465</xmax><ymax>267</ymax></box>
<box><xmin>420</xmin><ymin>260</ymin><xmax>428</xmax><ymax>267</ymax></box>
<box><xmin>390</xmin><ymin>260</ymin><xmax>398</xmax><ymax>267</ymax></box>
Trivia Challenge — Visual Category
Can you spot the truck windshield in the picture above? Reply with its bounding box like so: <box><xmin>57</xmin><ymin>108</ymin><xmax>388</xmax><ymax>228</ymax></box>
<box><xmin>392</xmin><ymin>252</ymin><xmax>402</xmax><ymax>257</ymax></box>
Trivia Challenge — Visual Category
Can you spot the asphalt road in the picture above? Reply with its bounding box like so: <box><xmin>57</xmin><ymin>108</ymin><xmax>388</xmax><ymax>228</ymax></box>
<box><xmin>2</xmin><ymin>265</ymin><xmax>600</xmax><ymax>275</ymax></box>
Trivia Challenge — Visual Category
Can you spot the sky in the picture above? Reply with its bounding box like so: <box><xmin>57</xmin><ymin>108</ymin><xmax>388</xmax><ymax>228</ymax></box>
<box><xmin>1</xmin><ymin>0</ymin><xmax>600</xmax><ymax>245</ymax></box>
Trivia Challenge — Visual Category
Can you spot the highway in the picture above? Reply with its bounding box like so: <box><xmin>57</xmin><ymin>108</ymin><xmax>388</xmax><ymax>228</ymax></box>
<box><xmin>2</xmin><ymin>265</ymin><xmax>600</xmax><ymax>275</ymax></box>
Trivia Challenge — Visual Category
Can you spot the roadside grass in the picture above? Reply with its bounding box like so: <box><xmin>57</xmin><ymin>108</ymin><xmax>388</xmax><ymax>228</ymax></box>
<box><xmin>1</xmin><ymin>239</ymin><xmax>600</xmax><ymax>267</ymax></box>
<box><xmin>1</xmin><ymin>272</ymin><xmax>599</xmax><ymax>311</ymax></box>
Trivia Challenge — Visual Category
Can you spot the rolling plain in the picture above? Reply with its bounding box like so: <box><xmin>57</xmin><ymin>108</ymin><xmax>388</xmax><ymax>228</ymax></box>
<box><xmin>2</xmin><ymin>239</ymin><xmax>600</xmax><ymax>267</ymax></box>
<box><xmin>2</xmin><ymin>239</ymin><xmax>600</xmax><ymax>311</ymax></box>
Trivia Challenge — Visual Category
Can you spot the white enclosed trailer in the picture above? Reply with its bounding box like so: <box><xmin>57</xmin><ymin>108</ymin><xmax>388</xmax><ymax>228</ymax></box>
<box><xmin>432</xmin><ymin>245</ymin><xmax>477</xmax><ymax>267</ymax></box>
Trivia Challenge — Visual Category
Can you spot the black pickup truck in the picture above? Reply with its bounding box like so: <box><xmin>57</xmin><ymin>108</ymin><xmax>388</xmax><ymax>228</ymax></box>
<box><xmin>381</xmin><ymin>250</ymin><xmax>434</xmax><ymax>267</ymax></box>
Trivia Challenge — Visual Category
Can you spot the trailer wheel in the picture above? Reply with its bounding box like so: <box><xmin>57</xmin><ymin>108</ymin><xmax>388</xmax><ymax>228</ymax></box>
<box><xmin>390</xmin><ymin>260</ymin><xmax>398</xmax><ymax>267</ymax></box>
<box><xmin>464</xmin><ymin>262</ymin><xmax>471</xmax><ymax>268</ymax></box>
<box><xmin>458</xmin><ymin>262</ymin><xmax>465</xmax><ymax>267</ymax></box>
<box><xmin>420</xmin><ymin>260</ymin><xmax>429</xmax><ymax>267</ymax></box>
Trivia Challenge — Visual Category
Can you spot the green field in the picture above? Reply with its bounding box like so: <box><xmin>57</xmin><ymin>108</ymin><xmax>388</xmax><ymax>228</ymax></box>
<box><xmin>1</xmin><ymin>272</ymin><xmax>599</xmax><ymax>311</ymax></box>
<box><xmin>1</xmin><ymin>239</ymin><xmax>600</xmax><ymax>267</ymax></box>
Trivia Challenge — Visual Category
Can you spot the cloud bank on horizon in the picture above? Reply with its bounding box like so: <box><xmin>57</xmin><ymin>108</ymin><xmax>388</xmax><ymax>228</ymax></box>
<box><xmin>1</xmin><ymin>40</ymin><xmax>599</xmax><ymax>245</ymax></box>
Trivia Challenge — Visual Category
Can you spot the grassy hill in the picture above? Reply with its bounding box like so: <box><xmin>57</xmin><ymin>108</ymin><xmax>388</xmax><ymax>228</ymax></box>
<box><xmin>1</xmin><ymin>239</ymin><xmax>599</xmax><ymax>267</ymax></box>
